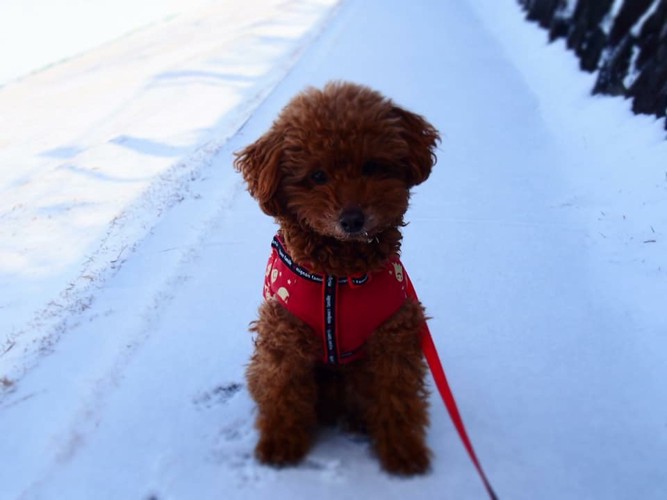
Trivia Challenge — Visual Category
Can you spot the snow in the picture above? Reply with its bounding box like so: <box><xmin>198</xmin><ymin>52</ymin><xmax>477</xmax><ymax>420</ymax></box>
<box><xmin>0</xmin><ymin>0</ymin><xmax>216</xmax><ymax>87</ymax></box>
<box><xmin>634</xmin><ymin>0</ymin><xmax>661</xmax><ymax>36</ymax></box>
<box><xmin>1</xmin><ymin>0</ymin><xmax>666</xmax><ymax>499</ymax></box>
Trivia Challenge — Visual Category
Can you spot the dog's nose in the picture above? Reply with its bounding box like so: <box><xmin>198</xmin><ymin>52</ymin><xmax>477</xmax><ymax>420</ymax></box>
<box><xmin>339</xmin><ymin>208</ymin><xmax>365</xmax><ymax>234</ymax></box>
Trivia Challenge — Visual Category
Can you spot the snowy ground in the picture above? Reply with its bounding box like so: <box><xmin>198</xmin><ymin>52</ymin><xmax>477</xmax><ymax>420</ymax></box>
<box><xmin>1</xmin><ymin>0</ymin><xmax>666</xmax><ymax>499</ymax></box>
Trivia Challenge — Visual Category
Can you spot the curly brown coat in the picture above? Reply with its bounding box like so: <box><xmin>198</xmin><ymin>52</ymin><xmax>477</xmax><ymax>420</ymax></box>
<box><xmin>235</xmin><ymin>81</ymin><xmax>440</xmax><ymax>475</ymax></box>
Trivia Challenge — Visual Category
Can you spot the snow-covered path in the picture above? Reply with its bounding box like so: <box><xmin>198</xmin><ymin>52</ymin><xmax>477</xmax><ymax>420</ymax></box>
<box><xmin>2</xmin><ymin>1</ymin><xmax>666</xmax><ymax>499</ymax></box>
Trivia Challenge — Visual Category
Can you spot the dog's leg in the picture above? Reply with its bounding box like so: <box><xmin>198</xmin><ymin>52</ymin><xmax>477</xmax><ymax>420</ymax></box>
<box><xmin>365</xmin><ymin>300</ymin><xmax>431</xmax><ymax>475</ymax></box>
<box><xmin>246</xmin><ymin>300</ymin><xmax>321</xmax><ymax>466</ymax></box>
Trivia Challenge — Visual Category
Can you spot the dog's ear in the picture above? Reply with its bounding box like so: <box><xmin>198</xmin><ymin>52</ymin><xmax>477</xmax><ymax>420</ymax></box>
<box><xmin>392</xmin><ymin>106</ymin><xmax>440</xmax><ymax>187</ymax></box>
<box><xmin>234</xmin><ymin>129</ymin><xmax>283</xmax><ymax>216</ymax></box>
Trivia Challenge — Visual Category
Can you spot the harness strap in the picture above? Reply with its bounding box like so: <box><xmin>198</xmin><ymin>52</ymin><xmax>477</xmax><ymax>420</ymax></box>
<box><xmin>271</xmin><ymin>236</ymin><xmax>369</xmax><ymax>285</ymax></box>
<box><xmin>323</xmin><ymin>275</ymin><xmax>339</xmax><ymax>364</ymax></box>
<box><xmin>405</xmin><ymin>274</ymin><xmax>499</xmax><ymax>500</ymax></box>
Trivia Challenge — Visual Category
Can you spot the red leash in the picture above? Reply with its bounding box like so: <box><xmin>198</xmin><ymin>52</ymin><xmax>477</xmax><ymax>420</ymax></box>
<box><xmin>406</xmin><ymin>275</ymin><xmax>498</xmax><ymax>500</ymax></box>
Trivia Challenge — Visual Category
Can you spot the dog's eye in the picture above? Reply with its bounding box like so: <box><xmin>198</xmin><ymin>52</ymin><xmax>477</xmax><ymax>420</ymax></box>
<box><xmin>362</xmin><ymin>160</ymin><xmax>390</xmax><ymax>177</ymax></box>
<box><xmin>310</xmin><ymin>170</ymin><xmax>328</xmax><ymax>185</ymax></box>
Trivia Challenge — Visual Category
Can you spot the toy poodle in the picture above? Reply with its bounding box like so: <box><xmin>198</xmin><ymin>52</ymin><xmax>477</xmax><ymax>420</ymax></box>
<box><xmin>234</xmin><ymin>81</ymin><xmax>440</xmax><ymax>475</ymax></box>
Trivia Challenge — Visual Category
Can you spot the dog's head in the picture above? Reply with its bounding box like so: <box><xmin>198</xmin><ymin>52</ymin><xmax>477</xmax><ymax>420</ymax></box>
<box><xmin>234</xmin><ymin>81</ymin><xmax>440</xmax><ymax>241</ymax></box>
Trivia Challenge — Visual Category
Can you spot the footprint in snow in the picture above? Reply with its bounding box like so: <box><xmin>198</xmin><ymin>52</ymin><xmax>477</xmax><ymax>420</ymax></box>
<box><xmin>193</xmin><ymin>382</ymin><xmax>243</xmax><ymax>409</ymax></box>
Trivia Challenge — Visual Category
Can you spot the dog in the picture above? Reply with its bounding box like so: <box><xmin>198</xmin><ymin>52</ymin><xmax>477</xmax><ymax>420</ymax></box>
<box><xmin>234</xmin><ymin>81</ymin><xmax>440</xmax><ymax>475</ymax></box>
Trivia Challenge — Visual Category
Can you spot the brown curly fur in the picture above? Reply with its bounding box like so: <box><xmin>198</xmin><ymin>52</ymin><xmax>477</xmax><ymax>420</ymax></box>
<box><xmin>236</xmin><ymin>81</ymin><xmax>440</xmax><ymax>475</ymax></box>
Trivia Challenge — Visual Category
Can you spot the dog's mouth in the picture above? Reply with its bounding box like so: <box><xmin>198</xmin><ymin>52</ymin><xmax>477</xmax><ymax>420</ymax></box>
<box><xmin>339</xmin><ymin>230</ymin><xmax>377</xmax><ymax>244</ymax></box>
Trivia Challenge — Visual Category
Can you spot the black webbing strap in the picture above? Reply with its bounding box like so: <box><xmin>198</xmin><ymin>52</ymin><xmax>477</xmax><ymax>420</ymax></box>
<box><xmin>323</xmin><ymin>275</ymin><xmax>338</xmax><ymax>364</ymax></box>
<box><xmin>271</xmin><ymin>236</ymin><xmax>368</xmax><ymax>285</ymax></box>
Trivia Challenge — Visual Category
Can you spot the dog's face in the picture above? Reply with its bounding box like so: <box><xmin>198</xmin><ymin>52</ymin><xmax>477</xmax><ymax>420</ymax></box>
<box><xmin>235</xmin><ymin>82</ymin><xmax>439</xmax><ymax>241</ymax></box>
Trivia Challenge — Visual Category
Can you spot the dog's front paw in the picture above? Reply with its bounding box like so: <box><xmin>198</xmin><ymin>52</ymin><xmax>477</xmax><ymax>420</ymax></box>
<box><xmin>255</xmin><ymin>433</ymin><xmax>311</xmax><ymax>466</ymax></box>
<box><xmin>377</xmin><ymin>439</ymin><xmax>431</xmax><ymax>476</ymax></box>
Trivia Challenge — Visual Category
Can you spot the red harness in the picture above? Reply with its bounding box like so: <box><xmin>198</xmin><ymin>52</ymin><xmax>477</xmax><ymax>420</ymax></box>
<box><xmin>263</xmin><ymin>235</ymin><xmax>408</xmax><ymax>364</ymax></box>
<box><xmin>264</xmin><ymin>235</ymin><xmax>408</xmax><ymax>364</ymax></box>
